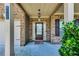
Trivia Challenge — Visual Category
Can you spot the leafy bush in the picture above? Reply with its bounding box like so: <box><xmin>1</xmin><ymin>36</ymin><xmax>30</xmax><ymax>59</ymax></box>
<box><xmin>59</xmin><ymin>20</ymin><xmax>79</xmax><ymax>56</ymax></box>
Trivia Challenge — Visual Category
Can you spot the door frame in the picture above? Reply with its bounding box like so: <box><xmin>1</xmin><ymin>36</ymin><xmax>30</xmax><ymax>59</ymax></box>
<box><xmin>32</xmin><ymin>21</ymin><xmax>46</xmax><ymax>41</ymax></box>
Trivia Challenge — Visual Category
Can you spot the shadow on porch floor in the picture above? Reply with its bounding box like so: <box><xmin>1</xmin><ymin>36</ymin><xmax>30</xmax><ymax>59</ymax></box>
<box><xmin>15</xmin><ymin>42</ymin><xmax>61</xmax><ymax>56</ymax></box>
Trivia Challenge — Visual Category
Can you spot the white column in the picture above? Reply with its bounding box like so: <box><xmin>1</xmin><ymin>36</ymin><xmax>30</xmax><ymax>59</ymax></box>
<box><xmin>5</xmin><ymin>22</ymin><xmax>10</xmax><ymax>56</ymax></box>
<box><xmin>32</xmin><ymin>22</ymin><xmax>35</xmax><ymax>41</ymax></box>
<box><xmin>4</xmin><ymin>3</ymin><xmax>10</xmax><ymax>56</ymax></box>
<box><xmin>5</xmin><ymin>3</ymin><xmax>14</xmax><ymax>56</ymax></box>
<box><xmin>64</xmin><ymin>3</ymin><xmax>74</xmax><ymax>22</ymax></box>
<box><xmin>43</xmin><ymin>22</ymin><xmax>46</xmax><ymax>41</ymax></box>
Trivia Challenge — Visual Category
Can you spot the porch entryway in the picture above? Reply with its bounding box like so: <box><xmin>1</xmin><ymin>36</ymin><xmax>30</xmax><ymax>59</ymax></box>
<box><xmin>13</xmin><ymin>3</ymin><xmax>62</xmax><ymax>56</ymax></box>
<box><xmin>14</xmin><ymin>20</ymin><xmax>61</xmax><ymax>56</ymax></box>
<box><xmin>32</xmin><ymin>21</ymin><xmax>46</xmax><ymax>42</ymax></box>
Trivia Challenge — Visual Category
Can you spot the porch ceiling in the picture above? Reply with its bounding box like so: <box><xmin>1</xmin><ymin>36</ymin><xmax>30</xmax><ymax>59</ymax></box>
<box><xmin>55</xmin><ymin>3</ymin><xmax>79</xmax><ymax>15</ymax></box>
<box><xmin>20</xmin><ymin>3</ymin><xmax>79</xmax><ymax>17</ymax></box>
<box><xmin>21</xmin><ymin>3</ymin><xmax>59</xmax><ymax>17</ymax></box>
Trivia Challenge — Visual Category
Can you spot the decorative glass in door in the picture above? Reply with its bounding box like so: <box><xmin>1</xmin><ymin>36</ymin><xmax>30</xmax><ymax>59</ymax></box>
<box><xmin>35</xmin><ymin>23</ymin><xmax>43</xmax><ymax>40</ymax></box>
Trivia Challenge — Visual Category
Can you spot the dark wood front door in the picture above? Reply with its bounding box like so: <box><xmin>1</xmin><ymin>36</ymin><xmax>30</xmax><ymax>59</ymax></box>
<box><xmin>35</xmin><ymin>22</ymin><xmax>43</xmax><ymax>40</ymax></box>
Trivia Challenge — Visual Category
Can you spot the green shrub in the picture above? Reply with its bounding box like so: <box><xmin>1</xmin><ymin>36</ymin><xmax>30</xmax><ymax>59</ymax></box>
<box><xmin>59</xmin><ymin>20</ymin><xmax>79</xmax><ymax>56</ymax></box>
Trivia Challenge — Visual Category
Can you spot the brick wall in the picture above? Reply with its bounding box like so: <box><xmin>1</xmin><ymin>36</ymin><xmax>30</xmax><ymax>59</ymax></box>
<box><xmin>13</xmin><ymin>4</ymin><xmax>26</xmax><ymax>46</ymax></box>
<box><xmin>51</xmin><ymin>15</ymin><xmax>64</xmax><ymax>43</ymax></box>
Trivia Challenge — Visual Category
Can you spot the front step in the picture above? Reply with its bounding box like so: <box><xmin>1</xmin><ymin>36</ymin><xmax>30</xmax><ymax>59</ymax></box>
<box><xmin>35</xmin><ymin>40</ymin><xmax>43</xmax><ymax>44</ymax></box>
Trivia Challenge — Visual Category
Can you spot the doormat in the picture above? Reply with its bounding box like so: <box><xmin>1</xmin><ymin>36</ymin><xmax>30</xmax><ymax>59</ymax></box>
<box><xmin>35</xmin><ymin>40</ymin><xmax>43</xmax><ymax>44</ymax></box>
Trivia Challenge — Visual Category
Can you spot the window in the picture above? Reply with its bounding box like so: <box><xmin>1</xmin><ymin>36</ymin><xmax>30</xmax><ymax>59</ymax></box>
<box><xmin>36</xmin><ymin>23</ymin><xmax>43</xmax><ymax>35</ymax></box>
<box><xmin>55</xmin><ymin>19</ymin><xmax>60</xmax><ymax>36</ymax></box>
<box><xmin>6</xmin><ymin>6</ymin><xmax>9</xmax><ymax>19</ymax></box>
<box><xmin>74</xmin><ymin>19</ymin><xmax>79</xmax><ymax>26</ymax></box>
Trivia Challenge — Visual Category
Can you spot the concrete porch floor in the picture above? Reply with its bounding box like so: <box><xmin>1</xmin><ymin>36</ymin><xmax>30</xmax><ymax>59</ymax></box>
<box><xmin>0</xmin><ymin>40</ymin><xmax>61</xmax><ymax>56</ymax></box>
<box><xmin>15</xmin><ymin>42</ymin><xmax>61</xmax><ymax>56</ymax></box>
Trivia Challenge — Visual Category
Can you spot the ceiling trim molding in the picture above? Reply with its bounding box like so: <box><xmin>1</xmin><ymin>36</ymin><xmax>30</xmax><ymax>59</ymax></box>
<box><xmin>54</xmin><ymin>13</ymin><xmax>64</xmax><ymax>15</ymax></box>
<box><xmin>30</xmin><ymin>16</ymin><xmax>49</xmax><ymax>18</ymax></box>
<box><xmin>52</xmin><ymin>13</ymin><xmax>79</xmax><ymax>15</ymax></box>
<box><xmin>17</xmin><ymin>3</ymin><xmax>29</xmax><ymax>17</ymax></box>
<box><xmin>50</xmin><ymin>3</ymin><xmax>63</xmax><ymax>16</ymax></box>
<box><xmin>74</xmin><ymin>13</ymin><xmax>79</xmax><ymax>15</ymax></box>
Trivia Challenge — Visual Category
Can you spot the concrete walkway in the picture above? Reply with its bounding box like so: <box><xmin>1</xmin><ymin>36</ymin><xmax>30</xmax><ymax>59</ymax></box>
<box><xmin>15</xmin><ymin>42</ymin><xmax>61</xmax><ymax>56</ymax></box>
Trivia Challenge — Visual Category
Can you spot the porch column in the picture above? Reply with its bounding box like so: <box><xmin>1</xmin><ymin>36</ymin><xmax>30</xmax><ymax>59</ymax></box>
<box><xmin>10</xmin><ymin>3</ymin><xmax>15</xmax><ymax>56</ymax></box>
<box><xmin>5</xmin><ymin>3</ymin><xmax>10</xmax><ymax>56</ymax></box>
<box><xmin>64</xmin><ymin>3</ymin><xmax>74</xmax><ymax>22</ymax></box>
<box><xmin>5</xmin><ymin>3</ymin><xmax>15</xmax><ymax>56</ymax></box>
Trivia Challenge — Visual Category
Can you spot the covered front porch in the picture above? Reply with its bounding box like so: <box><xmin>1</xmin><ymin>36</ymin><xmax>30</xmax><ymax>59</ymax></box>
<box><xmin>13</xmin><ymin>3</ymin><xmax>63</xmax><ymax>56</ymax></box>
<box><xmin>13</xmin><ymin>3</ymin><xmax>64</xmax><ymax>45</ymax></box>
<box><xmin>0</xmin><ymin>3</ymin><xmax>78</xmax><ymax>56</ymax></box>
